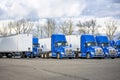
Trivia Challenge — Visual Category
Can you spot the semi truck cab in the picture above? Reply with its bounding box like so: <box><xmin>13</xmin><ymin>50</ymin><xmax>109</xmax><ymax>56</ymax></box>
<box><xmin>115</xmin><ymin>40</ymin><xmax>120</xmax><ymax>57</ymax></box>
<box><xmin>25</xmin><ymin>37</ymin><xmax>40</xmax><ymax>58</ymax></box>
<box><xmin>96</xmin><ymin>36</ymin><xmax>117</xmax><ymax>59</ymax></box>
<box><xmin>81</xmin><ymin>35</ymin><xmax>104</xmax><ymax>59</ymax></box>
<box><xmin>51</xmin><ymin>34</ymin><xmax>74</xmax><ymax>59</ymax></box>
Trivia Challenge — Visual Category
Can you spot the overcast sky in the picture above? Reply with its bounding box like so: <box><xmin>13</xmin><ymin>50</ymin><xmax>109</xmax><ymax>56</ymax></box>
<box><xmin>0</xmin><ymin>0</ymin><xmax>120</xmax><ymax>20</ymax></box>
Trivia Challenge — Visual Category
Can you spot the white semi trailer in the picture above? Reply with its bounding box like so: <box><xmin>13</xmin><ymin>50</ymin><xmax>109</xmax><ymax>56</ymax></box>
<box><xmin>66</xmin><ymin>35</ymin><xmax>80</xmax><ymax>57</ymax></box>
<box><xmin>0</xmin><ymin>34</ymin><xmax>33</xmax><ymax>58</ymax></box>
<box><xmin>39</xmin><ymin>38</ymin><xmax>51</xmax><ymax>58</ymax></box>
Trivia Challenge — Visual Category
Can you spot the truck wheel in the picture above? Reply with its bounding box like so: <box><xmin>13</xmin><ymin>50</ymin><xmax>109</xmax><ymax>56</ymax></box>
<box><xmin>48</xmin><ymin>53</ymin><xmax>52</xmax><ymax>58</ymax></box>
<box><xmin>7</xmin><ymin>54</ymin><xmax>12</xmax><ymax>58</ymax></box>
<box><xmin>57</xmin><ymin>53</ymin><xmax>60</xmax><ymax>59</ymax></box>
<box><xmin>76</xmin><ymin>53</ymin><xmax>80</xmax><ymax>58</ymax></box>
<box><xmin>86</xmin><ymin>53</ymin><xmax>90</xmax><ymax>59</ymax></box>
<box><xmin>45</xmin><ymin>54</ymin><xmax>47</xmax><ymax>58</ymax></box>
<box><xmin>22</xmin><ymin>53</ymin><xmax>26</xmax><ymax>58</ymax></box>
<box><xmin>41</xmin><ymin>54</ymin><xmax>44</xmax><ymax>58</ymax></box>
<box><xmin>111</xmin><ymin>57</ymin><xmax>115</xmax><ymax>59</ymax></box>
<box><xmin>30</xmin><ymin>54</ymin><xmax>33</xmax><ymax>58</ymax></box>
<box><xmin>0</xmin><ymin>54</ymin><xmax>3</xmax><ymax>58</ymax></box>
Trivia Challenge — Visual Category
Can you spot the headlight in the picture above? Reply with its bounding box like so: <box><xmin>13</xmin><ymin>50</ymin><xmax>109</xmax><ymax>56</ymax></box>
<box><xmin>113</xmin><ymin>50</ymin><xmax>116</xmax><ymax>53</ymax></box>
<box><xmin>61</xmin><ymin>52</ymin><xmax>64</xmax><ymax>54</ymax></box>
<box><xmin>91</xmin><ymin>52</ymin><xmax>94</xmax><ymax>54</ymax></box>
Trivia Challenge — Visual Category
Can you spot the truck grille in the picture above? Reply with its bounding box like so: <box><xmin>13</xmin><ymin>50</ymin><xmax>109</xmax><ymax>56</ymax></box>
<box><xmin>95</xmin><ymin>48</ymin><xmax>103</xmax><ymax>55</ymax></box>
<box><xmin>65</xmin><ymin>48</ymin><xmax>72</xmax><ymax>55</ymax></box>
<box><xmin>109</xmin><ymin>49</ymin><xmax>116</xmax><ymax>55</ymax></box>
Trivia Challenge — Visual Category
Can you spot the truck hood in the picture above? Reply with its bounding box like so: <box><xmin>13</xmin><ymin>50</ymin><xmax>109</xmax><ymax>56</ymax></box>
<box><xmin>56</xmin><ymin>46</ymin><xmax>71</xmax><ymax>52</ymax></box>
<box><xmin>103</xmin><ymin>47</ymin><xmax>116</xmax><ymax>53</ymax></box>
<box><xmin>89</xmin><ymin>46</ymin><xmax>99</xmax><ymax>49</ymax></box>
<box><xmin>104</xmin><ymin>47</ymin><xmax>115</xmax><ymax>51</ymax></box>
<box><xmin>88</xmin><ymin>46</ymin><xmax>97</xmax><ymax>51</ymax></box>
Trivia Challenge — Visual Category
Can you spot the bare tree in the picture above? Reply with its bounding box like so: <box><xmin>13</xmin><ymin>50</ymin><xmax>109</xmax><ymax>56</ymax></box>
<box><xmin>13</xmin><ymin>19</ymin><xmax>34</xmax><ymax>34</ymax></box>
<box><xmin>0</xmin><ymin>27</ymin><xmax>8</xmax><ymax>36</ymax></box>
<box><xmin>59</xmin><ymin>20</ymin><xmax>74</xmax><ymax>35</ymax></box>
<box><xmin>33</xmin><ymin>24</ymin><xmax>44</xmax><ymax>38</ymax></box>
<box><xmin>83</xmin><ymin>21</ymin><xmax>91</xmax><ymax>34</ymax></box>
<box><xmin>7</xmin><ymin>22</ymin><xmax>14</xmax><ymax>35</ymax></box>
<box><xmin>76</xmin><ymin>21</ymin><xmax>86</xmax><ymax>34</ymax></box>
<box><xmin>0</xmin><ymin>23</ymin><xmax>10</xmax><ymax>36</ymax></box>
<box><xmin>77</xmin><ymin>20</ymin><xmax>92</xmax><ymax>35</ymax></box>
<box><xmin>44</xmin><ymin>18</ymin><xmax>56</xmax><ymax>37</ymax></box>
<box><xmin>77</xmin><ymin>19</ymin><xmax>100</xmax><ymax>35</ymax></box>
<box><xmin>90</xmin><ymin>19</ymin><xmax>96</xmax><ymax>35</ymax></box>
<box><xmin>89</xmin><ymin>19</ymin><xmax>101</xmax><ymax>35</ymax></box>
<box><xmin>59</xmin><ymin>21</ymin><xmax>68</xmax><ymax>35</ymax></box>
<box><xmin>67</xmin><ymin>20</ymin><xmax>74</xmax><ymax>35</ymax></box>
<box><xmin>104</xmin><ymin>20</ymin><xmax>118</xmax><ymax>40</ymax></box>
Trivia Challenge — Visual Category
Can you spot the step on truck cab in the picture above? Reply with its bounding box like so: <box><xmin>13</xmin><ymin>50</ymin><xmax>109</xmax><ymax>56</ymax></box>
<box><xmin>95</xmin><ymin>36</ymin><xmax>117</xmax><ymax>59</ymax></box>
<box><xmin>39</xmin><ymin>34</ymin><xmax>74</xmax><ymax>59</ymax></box>
<box><xmin>115</xmin><ymin>40</ymin><xmax>120</xmax><ymax>57</ymax></box>
<box><xmin>66</xmin><ymin>35</ymin><xmax>104</xmax><ymax>59</ymax></box>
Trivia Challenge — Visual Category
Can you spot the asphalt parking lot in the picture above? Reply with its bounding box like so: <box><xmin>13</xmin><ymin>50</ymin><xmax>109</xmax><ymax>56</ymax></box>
<box><xmin>0</xmin><ymin>58</ymin><xmax>120</xmax><ymax>80</ymax></box>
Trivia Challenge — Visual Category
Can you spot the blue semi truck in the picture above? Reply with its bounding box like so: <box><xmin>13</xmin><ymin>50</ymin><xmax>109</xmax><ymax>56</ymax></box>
<box><xmin>39</xmin><ymin>34</ymin><xmax>74</xmax><ymax>59</ymax></box>
<box><xmin>95</xmin><ymin>36</ymin><xmax>117</xmax><ymax>59</ymax></box>
<box><xmin>25</xmin><ymin>37</ymin><xmax>40</xmax><ymax>58</ymax></box>
<box><xmin>115</xmin><ymin>40</ymin><xmax>120</xmax><ymax>57</ymax></box>
<box><xmin>0</xmin><ymin>34</ymin><xmax>40</xmax><ymax>58</ymax></box>
<box><xmin>66</xmin><ymin>35</ymin><xmax>104</xmax><ymax>59</ymax></box>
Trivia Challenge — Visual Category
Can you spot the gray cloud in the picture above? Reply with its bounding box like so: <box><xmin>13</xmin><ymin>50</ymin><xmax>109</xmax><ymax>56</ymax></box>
<box><xmin>0</xmin><ymin>0</ymin><xmax>119</xmax><ymax>20</ymax></box>
<box><xmin>82</xmin><ymin>0</ymin><xmax>120</xmax><ymax>18</ymax></box>
<box><xmin>112</xmin><ymin>0</ymin><xmax>120</xmax><ymax>3</ymax></box>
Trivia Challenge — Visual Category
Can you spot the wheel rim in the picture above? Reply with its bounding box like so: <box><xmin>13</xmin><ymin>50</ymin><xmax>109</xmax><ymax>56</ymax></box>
<box><xmin>87</xmin><ymin>54</ymin><xmax>90</xmax><ymax>59</ymax></box>
<box><xmin>41</xmin><ymin>54</ymin><xmax>44</xmax><ymax>58</ymax></box>
<box><xmin>45</xmin><ymin>54</ymin><xmax>47</xmax><ymax>58</ymax></box>
<box><xmin>57</xmin><ymin>54</ymin><xmax>60</xmax><ymax>59</ymax></box>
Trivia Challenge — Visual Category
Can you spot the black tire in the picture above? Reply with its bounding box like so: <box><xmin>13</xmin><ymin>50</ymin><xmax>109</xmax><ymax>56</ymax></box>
<box><xmin>111</xmin><ymin>57</ymin><xmax>115</xmax><ymax>59</ymax></box>
<box><xmin>30</xmin><ymin>53</ymin><xmax>33</xmax><ymax>58</ymax></box>
<box><xmin>20</xmin><ymin>53</ymin><xmax>24</xmax><ymax>58</ymax></box>
<box><xmin>22</xmin><ymin>53</ymin><xmax>27</xmax><ymax>58</ymax></box>
<box><xmin>57</xmin><ymin>53</ymin><xmax>60</xmax><ymax>59</ymax></box>
<box><xmin>48</xmin><ymin>53</ymin><xmax>51</xmax><ymax>58</ymax></box>
<box><xmin>69</xmin><ymin>57</ymin><xmax>72</xmax><ymax>59</ymax></box>
<box><xmin>100</xmin><ymin>57</ymin><xmax>104</xmax><ymax>59</ymax></box>
<box><xmin>0</xmin><ymin>54</ymin><xmax>3</xmax><ymax>58</ymax></box>
<box><xmin>7</xmin><ymin>54</ymin><xmax>12</xmax><ymax>58</ymax></box>
<box><xmin>86</xmin><ymin>53</ymin><xmax>90</xmax><ymax>59</ymax></box>
<box><xmin>75</xmin><ymin>53</ymin><xmax>78</xmax><ymax>58</ymax></box>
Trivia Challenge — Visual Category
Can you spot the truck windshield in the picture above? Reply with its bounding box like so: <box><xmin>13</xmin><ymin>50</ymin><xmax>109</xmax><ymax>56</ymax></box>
<box><xmin>56</xmin><ymin>42</ymin><xmax>68</xmax><ymax>47</ymax></box>
<box><xmin>33</xmin><ymin>44</ymin><xmax>40</xmax><ymax>47</ymax></box>
<box><xmin>100</xmin><ymin>43</ymin><xmax>109</xmax><ymax>47</ymax></box>
<box><xmin>85</xmin><ymin>42</ymin><xmax>96</xmax><ymax>47</ymax></box>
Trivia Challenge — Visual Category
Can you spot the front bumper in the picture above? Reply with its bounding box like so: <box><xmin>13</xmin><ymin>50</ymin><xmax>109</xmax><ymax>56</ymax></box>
<box><xmin>62</xmin><ymin>53</ymin><xmax>75</xmax><ymax>58</ymax></box>
<box><xmin>105</xmin><ymin>54</ymin><xmax>117</xmax><ymax>58</ymax></box>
